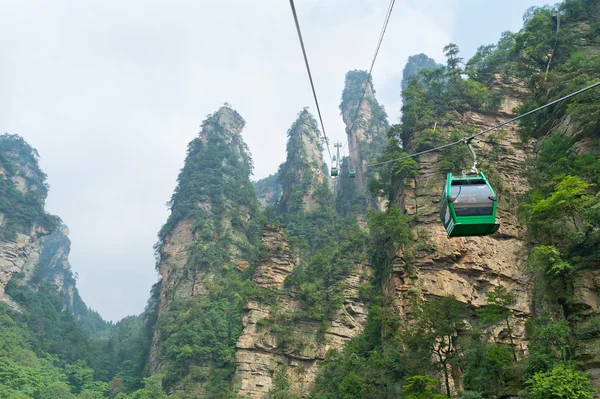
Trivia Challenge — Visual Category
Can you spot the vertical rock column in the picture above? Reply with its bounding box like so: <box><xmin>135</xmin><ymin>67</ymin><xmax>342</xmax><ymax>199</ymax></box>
<box><xmin>339</xmin><ymin>70</ymin><xmax>389</xmax><ymax>211</ymax></box>
<box><xmin>148</xmin><ymin>105</ymin><xmax>261</xmax><ymax>379</ymax></box>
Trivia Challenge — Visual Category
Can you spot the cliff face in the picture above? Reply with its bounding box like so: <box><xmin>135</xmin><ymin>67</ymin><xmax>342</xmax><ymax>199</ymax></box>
<box><xmin>0</xmin><ymin>134</ymin><xmax>87</xmax><ymax>327</ymax></box>
<box><xmin>232</xmin><ymin>224</ymin><xmax>369</xmax><ymax>398</ymax></box>
<box><xmin>338</xmin><ymin>71</ymin><xmax>389</xmax><ymax>212</ymax></box>
<box><xmin>36</xmin><ymin>226</ymin><xmax>77</xmax><ymax>309</ymax></box>
<box><xmin>148</xmin><ymin>105</ymin><xmax>262</xmax><ymax>393</ymax></box>
<box><xmin>148</xmin><ymin>107</ymin><xmax>370</xmax><ymax>396</ymax></box>
<box><xmin>386</xmin><ymin>78</ymin><xmax>533</xmax><ymax>375</ymax></box>
<box><xmin>153</xmin><ymin>106</ymin><xmax>258</xmax><ymax>315</ymax></box>
<box><xmin>253</xmin><ymin>173</ymin><xmax>282</xmax><ymax>209</ymax></box>
<box><xmin>573</xmin><ymin>268</ymin><xmax>600</xmax><ymax>385</ymax></box>
<box><xmin>229</xmin><ymin>110</ymin><xmax>371</xmax><ymax>398</ymax></box>
<box><xmin>0</xmin><ymin>134</ymin><xmax>56</xmax><ymax>305</ymax></box>
<box><xmin>0</xmin><ymin>222</ymin><xmax>46</xmax><ymax>305</ymax></box>
<box><xmin>277</xmin><ymin>110</ymin><xmax>327</xmax><ymax>214</ymax></box>
<box><xmin>401</xmin><ymin>54</ymin><xmax>442</xmax><ymax>92</ymax></box>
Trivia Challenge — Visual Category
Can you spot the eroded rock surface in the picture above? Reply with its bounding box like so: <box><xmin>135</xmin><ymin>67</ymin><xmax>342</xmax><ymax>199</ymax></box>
<box><xmin>386</xmin><ymin>80</ymin><xmax>534</xmax><ymax>350</ymax></box>
<box><xmin>233</xmin><ymin>224</ymin><xmax>369</xmax><ymax>398</ymax></box>
<box><xmin>0</xmin><ymin>219</ymin><xmax>46</xmax><ymax>306</ymax></box>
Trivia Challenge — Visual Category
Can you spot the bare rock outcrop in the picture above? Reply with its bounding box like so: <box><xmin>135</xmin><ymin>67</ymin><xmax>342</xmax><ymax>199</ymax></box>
<box><xmin>0</xmin><ymin>219</ymin><xmax>46</xmax><ymax>306</ymax></box>
<box><xmin>233</xmin><ymin>224</ymin><xmax>369</xmax><ymax>398</ymax></box>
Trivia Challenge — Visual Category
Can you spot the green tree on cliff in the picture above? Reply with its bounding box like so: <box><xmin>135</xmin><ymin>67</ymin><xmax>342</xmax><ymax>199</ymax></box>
<box><xmin>408</xmin><ymin>296</ymin><xmax>468</xmax><ymax>397</ymax></box>
<box><xmin>479</xmin><ymin>286</ymin><xmax>518</xmax><ymax>361</ymax></box>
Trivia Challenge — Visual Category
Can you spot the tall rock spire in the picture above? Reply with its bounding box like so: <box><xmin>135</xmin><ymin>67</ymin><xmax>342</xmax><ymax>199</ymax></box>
<box><xmin>339</xmin><ymin>70</ymin><xmax>389</xmax><ymax>213</ymax></box>
<box><xmin>148</xmin><ymin>105</ymin><xmax>262</xmax><ymax>393</ymax></box>
<box><xmin>277</xmin><ymin>109</ymin><xmax>328</xmax><ymax>215</ymax></box>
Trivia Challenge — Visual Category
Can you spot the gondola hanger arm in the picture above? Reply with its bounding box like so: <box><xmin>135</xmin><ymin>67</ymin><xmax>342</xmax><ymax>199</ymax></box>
<box><xmin>459</xmin><ymin>137</ymin><xmax>478</xmax><ymax>174</ymax></box>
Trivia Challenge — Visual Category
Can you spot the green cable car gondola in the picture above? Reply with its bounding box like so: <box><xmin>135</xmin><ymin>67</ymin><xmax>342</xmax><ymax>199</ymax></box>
<box><xmin>349</xmin><ymin>169</ymin><xmax>356</xmax><ymax>178</ymax></box>
<box><xmin>331</xmin><ymin>167</ymin><xmax>338</xmax><ymax>177</ymax></box>
<box><xmin>439</xmin><ymin>172</ymin><xmax>500</xmax><ymax>237</ymax></box>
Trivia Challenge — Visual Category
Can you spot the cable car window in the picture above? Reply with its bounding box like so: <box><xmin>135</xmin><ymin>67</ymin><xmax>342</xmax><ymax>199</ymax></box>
<box><xmin>450</xmin><ymin>184</ymin><xmax>494</xmax><ymax>216</ymax></box>
<box><xmin>440</xmin><ymin>190</ymin><xmax>451</xmax><ymax>227</ymax></box>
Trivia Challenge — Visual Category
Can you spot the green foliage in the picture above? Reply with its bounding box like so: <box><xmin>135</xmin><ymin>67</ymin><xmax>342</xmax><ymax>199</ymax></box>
<box><xmin>310</xmin><ymin>304</ymin><xmax>408</xmax><ymax>399</ymax></box>
<box><xmin>269</xmin><ymin>368</ymin><xmax>300</xmax><ymax>399</ymax></box>
<box><xmin>407</xmin><ymin>296</ymin><xmax>468</xmax><ymax>397</ymax></box>
<box><xmin>526</xmin><ymin>176</ymin><xmax>592</xmax><ymax>235</ymax></box>
<box><xmin>520</xmin><ymin>134</ymin><xmax>600</xmax><ymax>313</ymax></box>
<box><xmin>465</xmin><ymin>31</ymin><xmax>519</xmax><ymax>84</ymax></box>
<box><xmin>253</xmin><ymin>173</ymin><xmax>282</xmax><ymax>207</ymax></box>
<box><xmin>525</xmin><ymin>315</ymin><xmax>572</xmax><ymax>376</ymax></box>
<box><xmin>526</xmin><ymin>245</ymin><xmax>576</xmax><ymax>308</ymax></box>
<box><xmin>284</xmin><ymin>218</ymin><xmax>369</xmax><ymax>322</ymax></box>
<box><xmin>402</xmin><ymin>375</ymin><xmax>448</xmax><ymax>399</ymax></box>
<box><xmin>270</xmin><ymin>110</ymin><xmax>372</xmax><ymax>325</ymax></box>
<box><xmin>368</xmin><ymin>206</ymin><xmax>413</xmax><ymax>252</ymax></box>
<box><xmin>157</xmin><ymin>263</ymin><xmax>252</xmax><ymax>393</ymax></box>
<box><xmin>151</xmin><ymin>106</ymin><xmax>265</xmax><ymax>394</ymax></box>
<box><xmin>457</xmin><ymin>393</ymin><xmax>484</xmax><ymax>399</ymax></box>
<box><xmin>158</xmin><ymin>106</ymin><xmax>259</xmax><ymax>249</ymax></box>
<box><xmin>401</xmin><ymin>54</ymin><xmax>442</xmax><ymax>92</ymax></box>
<box><xmin>126</xmin><ymin>375</ymin><xmax>168</xmax><ymax>399</ymax></box>
<box><xmin>0</xmin><ymin>134</ymin><xmax>60</xmax><ymax>240</ymax></box>
<box><xmin>368</xmin><ymin>130</ymin><xmax>419</xmax><ymax>202</ymax></box>
<box><xmin>575</xmin><ymin>316</ymin><xmax>600</xmax><ymax>340</ymax></box>
<box><xmin>527</xmin><ymin>246</ymin><xmax>572</xmax><ymax>277</ymax></box>
<box><xmin>526</xmin><ymin>364</ymin><xmax>595</xmax><ymax>399</ymax></box>
<box><xmin>336</xmin><ymin>157</ymin><xmax>368</xmax><ymax>215</ymax></box>
<box><xmin>313</xmin><ymin>3</ymin><xmax>600</xmax><ymax>399</ymax></box>
<box><xmin>6</xmin><ymin>278</ymin><xmax>89</xmax><ymax>364</ymax></box>
<box><xmin>0</xmin><ymin>300</ymin><xmax>101</xmax><ymax>399</ymax></box>
<box><xmin>400</xmin><ymin>44</ymin><xmax>501</xmax><ymax>146</ymax></box>
<box><xmin>337</xmin><ymin>70</ymin><xmax>389</xmax><ymax>212</ymax></box>
<box><xmin>373</xmin><ymin>45</ymin><xmax>503</xmax><ymax>202</ymax></box>
<box><xmin>37</xmin><ymin>382</ymin><xmax>74</xmax><ymax>399</ymax></box>
<box><xmin>514</xmin><ymin>1</ymin><xmax>600</xmax><ymax>140</ymax></box>
<box><xmin>0</xmin><ymin>222</ymin><xmax>150</xmax><ymax>397</ymax></box>
<box><xmin>479</xmin><ymin>286</ymin><xmax>518</xmax><ymax>361</ymax></box>
<box><xmin>460</xmin><ymin>337</ymin><xmax>516</xmax><ymax>397</ymax></box>
<box><xmin>437</xmin><ymin>128</ymin><xmax>476</xmax><ymax>173</ymax></box>
<box><xmin>87</xmin><ymin>315</ymin><xmax>148</xmax><ymax>391</ymax></box>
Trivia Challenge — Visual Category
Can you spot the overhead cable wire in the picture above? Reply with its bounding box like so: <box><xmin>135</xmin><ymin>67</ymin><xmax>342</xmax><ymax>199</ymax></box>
<box><xmin>370</xmin><ymin>0</ymin><xmax>396</xmax><ymax>75</ymax></box>
<box><xmin>367</xmin><ymin>80</ymin><xmax>600</xmax><ymax>168</ymax></box>
<box><xmin>345</xmin><ymin>0</ymin><xmax>396</xmax><ymax>144</ymax></box>
<box><xmin>289</xmin><ymin>0</ymin><xmax>332</xmax><ymax>161</ymax></box>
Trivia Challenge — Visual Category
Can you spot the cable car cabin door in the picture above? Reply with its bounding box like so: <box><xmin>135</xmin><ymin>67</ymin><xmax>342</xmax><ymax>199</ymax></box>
<box><xmin>440</xmin><ymin>172</ymin><xmax>500</xmax><ymax>237</ymax></box>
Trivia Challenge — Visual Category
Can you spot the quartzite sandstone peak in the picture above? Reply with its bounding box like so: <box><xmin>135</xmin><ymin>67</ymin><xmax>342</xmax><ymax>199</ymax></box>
<box><xmin>149</xmin><ymin>105</ymin><xmax>261</xmax><ymax>382</ymax></box>
<box><xmin>339</xmin><ymin>70</ymin><xmax>389</xmax><ymax>211</ymax></box>
<box><xmin>278</xmin><ymin>109</ymin><xmax>327</xmax><ymax>214</ymax></box>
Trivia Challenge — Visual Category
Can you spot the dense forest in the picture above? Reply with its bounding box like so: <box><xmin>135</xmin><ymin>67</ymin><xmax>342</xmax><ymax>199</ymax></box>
<box><xmin>1</xmin><ymin>0</ymin><xmax>600</xmax><ymax>398</ymax></box>
<box><xmin>311</xmin><ymin>1</ymin><xmax>600</xmax><ymax>398</ymax></box>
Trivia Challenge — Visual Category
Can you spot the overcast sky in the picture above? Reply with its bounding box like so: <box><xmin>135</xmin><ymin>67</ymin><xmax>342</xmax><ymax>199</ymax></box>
<box><xmin>1</xmin><ymin>0</ymin><xmax>549</xmax><ymax>321</ymax></box>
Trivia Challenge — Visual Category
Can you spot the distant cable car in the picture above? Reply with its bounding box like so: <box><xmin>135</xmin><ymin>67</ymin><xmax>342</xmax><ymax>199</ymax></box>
<box><xmin>439</xmin><ymin>172</ymin><xmax>499</xmax><ymax>237</ymax></box>
<box><xmin>349</xmin><ymin>169</ymin><xmax>356</xmax><ymax>178</ymax></box>
<box><xmin>331</xmin><ymin>167</ymin><xmax>338</xmax><ymax>177</ymax></box>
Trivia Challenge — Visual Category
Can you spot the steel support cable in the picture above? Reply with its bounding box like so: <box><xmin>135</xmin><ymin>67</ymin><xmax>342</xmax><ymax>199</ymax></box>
<box><xmin>345</xmin><ymin>0</ymin><xmax>396</xmax><ymax>146</ymax></box>
<box><xmin>367</xmin><ymin>80</ymin><xmax>600</xmax><ymax>168</ymax></box>
<box><xmin>342</xmin><ymin>0</ymin><xmax>396</xmax><ymax>177</ymax></box>
<box><xmin>289</xmin><ymin>0</ymin><xmax>332</xmax><ymax>161</ymax></box>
